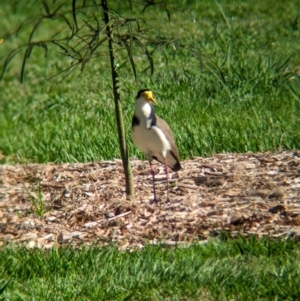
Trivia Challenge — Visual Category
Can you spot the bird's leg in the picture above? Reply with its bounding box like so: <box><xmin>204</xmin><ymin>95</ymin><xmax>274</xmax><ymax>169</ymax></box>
<box><xmin>164</xmin><ymin>159</ymin><xmax>170</xmax><ymax>202</ymax></box>
<box><xmin>149</xmin><ymin>161</ymin><xmax>157</xmax><ymax>203</ymax></box>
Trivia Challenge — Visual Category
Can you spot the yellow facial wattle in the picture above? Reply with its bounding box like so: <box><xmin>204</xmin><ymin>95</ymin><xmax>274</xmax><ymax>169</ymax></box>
<box><xmin>143</xmin><ymin>91</ymin><xmax>157</xmax><ymax>104</ymax></box>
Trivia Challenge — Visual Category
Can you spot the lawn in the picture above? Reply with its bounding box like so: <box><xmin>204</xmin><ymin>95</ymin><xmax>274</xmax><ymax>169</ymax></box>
<box><xmin>0</xmin><ymin>0</ymin><xmax>299</xmax><ymax>164</ymax></box>
<box><xmin>1</xmin><ymin>236</ymin><xmax>300</xmax><ymax>300</ymax></box>
<box><xmin>1</xmin><ymin>0</ymin><xmax>300</xmax><ymax>300</ymax></box>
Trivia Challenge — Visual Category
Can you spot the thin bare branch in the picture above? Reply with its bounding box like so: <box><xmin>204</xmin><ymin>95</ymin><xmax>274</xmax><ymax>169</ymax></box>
<box><xmin>132</xmin><ymin>37</ymin><xmax>154</xmax><ymax>75</ymax></box>
<box><xmin>20</xmin><ymin>46</ymin><xmax>33</xmax><ymax>83</ymax></box>
<box><xmin>29</xmin><ymin>18</ymin><xmax>43</xmax><ymax>43</ymax></box>
<box><xmin>42</xmin><ymin>1</ymin><xmax>51</xmax><ymax>15</ymax></box>
<box><xmin>1</xmin><ymin>0</ymin><xmax>180</xmax><ymax>85</ymax></box>
<box><xmin>0</xmin><ymin>48</ymin><xmax>23</xmax><ymax>80</ymax></box>
<box><xmin>123</xmin><ymin>41</ymin><xmax>137</xmax><ymax>81</ymax></box>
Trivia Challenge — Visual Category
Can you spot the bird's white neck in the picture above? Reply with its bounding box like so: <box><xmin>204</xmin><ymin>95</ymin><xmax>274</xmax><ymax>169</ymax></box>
<box><xmin>134</xmin><ymin>97</ymin><xmax>152</xmax><ymax>119</ymax></box>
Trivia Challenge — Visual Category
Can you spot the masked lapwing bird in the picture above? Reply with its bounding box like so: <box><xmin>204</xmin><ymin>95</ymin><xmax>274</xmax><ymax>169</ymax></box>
<box><xmin>132</xmin><ymin>89</ymin><xmax>181</xmax><ymax>202</ymax></box>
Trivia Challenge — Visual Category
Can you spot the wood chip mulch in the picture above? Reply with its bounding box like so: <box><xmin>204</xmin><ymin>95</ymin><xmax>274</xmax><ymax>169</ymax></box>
<box><xmin>1</xmin><ymin>151</ymin><xmax>300</xmax><ymax>249</ymax></box>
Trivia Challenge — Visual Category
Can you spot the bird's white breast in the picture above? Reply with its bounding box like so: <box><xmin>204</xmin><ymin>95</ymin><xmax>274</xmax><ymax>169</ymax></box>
<box><xmin>132</xmin><ymin>124</ymin><xmax>171</xmax><ymax>161</ymax></box>
<box><xmin>132</xmin><ymin>99</ymin><xmax>171</xmax><ymax>162</ymax></box>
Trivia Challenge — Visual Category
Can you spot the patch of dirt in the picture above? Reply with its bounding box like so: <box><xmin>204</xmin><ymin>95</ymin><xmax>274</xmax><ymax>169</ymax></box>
<box><xmin>1</xmin><ymin>151</ymin><xmax>300</xmax><ymax>249</ymax></box>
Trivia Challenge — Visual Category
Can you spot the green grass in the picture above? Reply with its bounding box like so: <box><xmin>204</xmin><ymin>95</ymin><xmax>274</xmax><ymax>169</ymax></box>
<box><xmin>0</xmin><ymin>0</ymin><xmax>299</xmax><ymax>164</ymax></box>
<box><xmin>1</xmin><ymin>236</ymin><xmax>300</xmax><ymax>300</ymax></box>
<box><xmin>1</xmin><ymin>1</ymin><xmax>300</xmax><ymax>299</ymax></box>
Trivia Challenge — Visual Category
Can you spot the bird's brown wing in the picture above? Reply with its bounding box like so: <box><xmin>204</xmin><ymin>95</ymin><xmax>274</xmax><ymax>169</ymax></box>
<box><xmin>156</xmin><ymin>115</ymin><xmax>181</xmax><ymax>171</ymax></box>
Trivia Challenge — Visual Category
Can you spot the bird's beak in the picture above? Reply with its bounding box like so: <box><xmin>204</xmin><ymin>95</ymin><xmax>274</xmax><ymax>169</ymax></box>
<box><xmin>144</xmin><ymin>91</ymin><xmax>157</xmax><ymax>104</ymax></box>
<box><xmin>149</xmin><ymin>97</ymin><xmax>157</xmax><ymax>104</ymax></box>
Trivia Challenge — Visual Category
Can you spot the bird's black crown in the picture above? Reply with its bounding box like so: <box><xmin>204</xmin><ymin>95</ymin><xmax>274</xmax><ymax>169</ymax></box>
<box><xmin>136</xmin><ymin>88</ymin><xmax>151</xmax><ymax>99</ymax></box>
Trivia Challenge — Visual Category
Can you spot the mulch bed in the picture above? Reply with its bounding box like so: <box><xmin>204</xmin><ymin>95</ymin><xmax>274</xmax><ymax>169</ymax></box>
<box><xmin>1</xmin><ymin>151</ymin><xmax>300</xmax><ymax>249</ymax></box>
